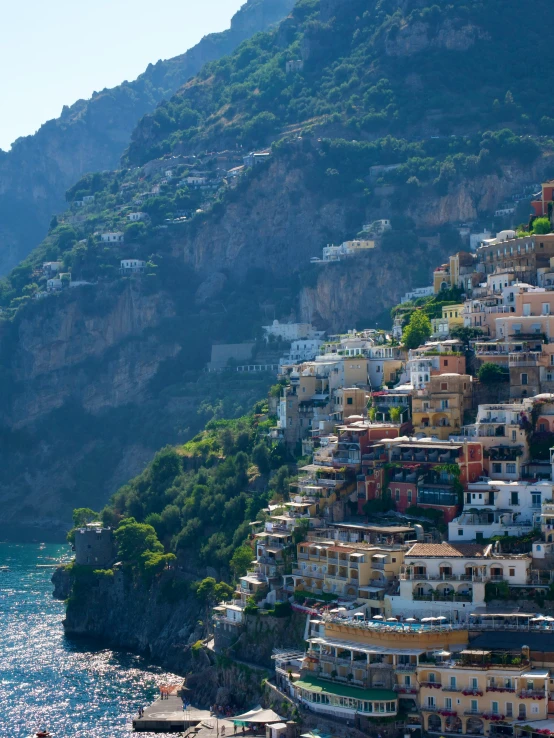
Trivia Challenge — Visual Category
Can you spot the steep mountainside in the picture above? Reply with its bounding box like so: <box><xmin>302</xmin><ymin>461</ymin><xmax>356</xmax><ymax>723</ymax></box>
<box><xmin>0</xmin><ymin>0</ymin><xmax>295</xmax><ymax>277</ymax></box>
<box><xmin>2</xmin><ymin>0</ymin><xmax>554</xmax><ymax>536</ymax></box>
<box><xmin>126</xmin><ymin>0</ymin><xmax>554</xmax><ymax>162</ymax></box>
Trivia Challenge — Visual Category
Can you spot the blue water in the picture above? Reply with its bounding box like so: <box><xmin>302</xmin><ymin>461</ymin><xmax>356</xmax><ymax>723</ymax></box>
<box><xmin>0</xmin><ymin>543</ymin><xmax>179</xmax><ymax>737</ymax></box>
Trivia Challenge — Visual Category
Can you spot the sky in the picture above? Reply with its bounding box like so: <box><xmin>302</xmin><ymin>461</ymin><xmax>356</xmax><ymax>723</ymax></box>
<box><xmin>0</xmin><ymin>0</ymin><xmax>245</xmax><ymax>151</ymax></box>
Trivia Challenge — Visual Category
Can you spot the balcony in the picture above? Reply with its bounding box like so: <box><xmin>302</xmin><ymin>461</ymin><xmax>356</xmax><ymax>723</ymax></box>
<box><xmin>509</xmin><ymin>352</ymin><xmax>542</xmax><ymax>367</ymax></box>
<box><xmin>413</xmin><ymin>593</ymin><xmax>472</xmax><ymax>602</ymax></box>
<box><xmin>518</xmin><ymin>690</ymin><xmax>546</xmax><ymax>699</ymax></box>
<box><xmin>396</xmin><ymin>663</ymin><xmax>418</xmax><ymax>672</ymax></box>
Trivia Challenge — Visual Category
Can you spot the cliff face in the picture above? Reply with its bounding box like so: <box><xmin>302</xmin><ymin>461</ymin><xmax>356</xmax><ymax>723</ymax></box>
<box><xmin>0</xmin><ymin>0</ymin><xmax>295</xmax><ymax>277</ymax></box>
<box><xmin>54</xmin><ymin>565</ymin><xmax>300</xmax><ymax>708</ymax></box>
<box><xmin>57</xmin><ymin>567</ymin><xmax>203</xmax><ymax>670</ymax></box>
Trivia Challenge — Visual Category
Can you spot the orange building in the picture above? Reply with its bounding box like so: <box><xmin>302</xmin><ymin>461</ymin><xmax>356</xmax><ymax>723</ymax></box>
<box><xmin>531</xmin><ymin>180</ymin><xmax>554</xmax><ymax>217</ymax></box>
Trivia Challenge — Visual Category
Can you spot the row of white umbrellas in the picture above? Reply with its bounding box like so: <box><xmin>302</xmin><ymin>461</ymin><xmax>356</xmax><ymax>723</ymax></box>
<box><xmin>371</xmin><ymin>615</ymin><xmax>447</xmax><ymax>623</ymax></box>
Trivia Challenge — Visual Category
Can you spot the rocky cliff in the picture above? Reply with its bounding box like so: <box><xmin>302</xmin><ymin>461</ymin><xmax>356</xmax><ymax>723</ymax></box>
<box><xmin>53</xmin><ymin>565</ymin><xmax>303</xmax><ymax>707</ymax></box>
<box><xmin>0</xmin><ymin>0</ymin><xmax>295</xmax><ymax>277</ymax></box>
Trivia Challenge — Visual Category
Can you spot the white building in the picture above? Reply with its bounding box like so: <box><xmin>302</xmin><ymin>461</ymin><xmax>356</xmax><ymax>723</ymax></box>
<box><xmin>127</xmin><ymin>212</ymin><xmax>148</xmax><ymax>222</ymax></box>
<box><xmin>388</xmin><ymin>542</ymin><xmax>531</xmax><ymax>621</ymax></box>
<box><xmin>281</xmin><ymin>338</ymin><xmax>324</xmax><ymax>366</ymax></box>
<box><xmin>47</xmin><ymin>278</ymin><xmax>63</xmax><ymax>292</ymax></box>
<box><xmin>448</xmin><ymin>479</ymin><xmax>549</xmax><ymax>541</ymax></box>
<box><xmin>285</xmin><ymin>59</ymin><xmax>304</xmax><ymax>73</ymax></box>
<box><xmin>101</xmin><ymin>232</ymin><xmax>124</xmax><ymax>243</ymax></box>
<box><xmin>362</xmin><ymin>219</ymin><xmax>392</xmax><ymax>235</ymax></box>
<box><xmin>263</xmin><ymin>320</ymin><xmax>322</xmax><ymax>342</ymax></box>
<box><xmin>83</xmin><ymin>195</ymin><xmax>95</xmax><ymax>204</ymax></box>
<box><xmin>43</xmin><ymin>261</ymin><xmax>62</xmax><ymax>276</ymax></box>
<box><xmin>120</xmin><ymin>259</ymin><xmax>146</xmax><ymax>274</ymax></box>
<box><xmin>400</xmin><ymin>286</ymin><xmax>434</xmax><ymax>303</ymax></box>
<box><xmin>469</xmin><ymin>231</ymin><xmax>492</xmax><ymax>251</ymax></box>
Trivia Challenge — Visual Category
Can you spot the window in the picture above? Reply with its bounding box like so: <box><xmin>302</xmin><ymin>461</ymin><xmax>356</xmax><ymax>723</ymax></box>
<box><xmin>506</xmin><ymin>463</ymin><xmax>516</xmax><ymax>474</ymax></box>
<box><xmin>444</xmin><ymin>360</ymin><xmax>449</xmax><ymax>367</ymax></box>
<box><xmin>471</xmin><ymin>678</ymin><xmax>478</xmax><ymax>689</ymax></box>
<box><xmin>492</xmin><ymin>701</ymin><xmax>499</xmax><ymax>714</ymax></box>
<box><xmin>427</xmin><ymin>696</ymin><xmax>436</xmax><ymax>708</ymax></box>
<box><xmin>532</xmin><ymin>492</ymin><xmax>541</xmax><ymax>507</ymax></box>
<box><xmin>511</xmin><ymin>492</ymin><xmax>520</xmax><ymax>505</ymax></box>
<box><xmin>458</xmin><ymin>529</ymin><xmax>464</xmax><ymax>536</ymax></box>
<box><xmin>395</xmin><ymin>489</ymin><xmax>400</xmax><ymax>502</ymax></box>
<box><xmin>404</xmin><ymin>675</ymin><xmax>411</xmax><ymax>685</ymax></box>
<box><xmin>531</xmin><ymin>705</ymin><xmax>540</xmax><ymax>715</ymax></box>
<box><xmin>471</xmin><ymin>699</ymin><xmax>478</xmax><ymax>712</ymax></box>
<box><xmin>523</xmin><ymin>303</ymin><xmax>531</xmax><ymax>316</ymax></box>
<box><xmin>445</xmin><ymin>697</ymin><xmax>452</xmax><ymax>710</ymax></box>
<box><xmin>450</xmin><ymin>677</ymin><xmax>457</xmax><ymax>688</ymax></box>
<box><xmin>543</xmin><ymin>303</ymin><xmax>551</xmax><ymax>316</ymax></box>
<box><xmin>441</xmin><ymin>382</ymin><xmax>448</xmax><ymax>390</ymax></box>
<box><xmin>407</xmin><ymin>491</ymin><xmax>413</xmax><ymax>503</ymax></box>
<box><xmin>492</xmin><ymin>463</ymin><xmax>502</xmax><ymax>474</ymax></box>
<box><xmin>512</xmin><ymin>430</ymin><xmax>517</xmax><ymax>441</ymax></box>
<box><xmin>429</xmin><ymin>673</ymin><xmax>436</xmax><ymax>683</ymax></box>
<box><xmin>441</xmin><ymin>399</ymin><xmax>449</xmax><ymax>410</ymax></box>
<box><xmin>521</xmin><ymin>373</ymin><xmax>528</xmax><ymax>386</ymax></box>
<box><xmin>506</xmin><ymin>703</ymin><xmax>513</xmax><ymax>718</ymax></box>
<box><xmin>346</xmin><ymin>397</ymin><xmax>353</xmax><ymax>405</ymax></box>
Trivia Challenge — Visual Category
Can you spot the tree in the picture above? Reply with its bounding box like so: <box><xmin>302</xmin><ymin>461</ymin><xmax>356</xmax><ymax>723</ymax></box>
<box><xmin>450</xmin><ymin>325</ymin><xmax>483</xmax><ymax>345</ymax></box>
<box><xmin>477</xmin><ymin>362</ymin><xmax>508</xmax><ymax>384</ymax></box>
<box><xmin>533</xmin><ymin>217</ymin><xmax>552</xmax><ymax>235</ymax></box>
<box><xmin>230</xmin><ymin>545</ymin><xmax>254</xmax><ymax>578</ymax></box>
<box><xmin>252</xmin><ymin>442</ymin><xmax>271</xmax><ymax>475</ymax></box>
<box><xmin>114</xmin><ymin>517</ymin><xmax>163</xmax><ymax>564</ymax></box>
<box><xmin>402</xmin><ymin>310</ymin><xmax>431</xmax><ymax>349</ymax></box>
<box><xmin>72</xmin><ymin>508</ymin><xmax>100</xmax><ymax>527</ymax></box>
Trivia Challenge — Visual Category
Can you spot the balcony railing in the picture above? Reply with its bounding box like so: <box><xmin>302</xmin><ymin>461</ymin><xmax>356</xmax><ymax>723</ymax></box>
<box><xmin>518</xmin><ymin>690</ymin><xmax>546</xmax><ymax>699</ymax></box>
<box><xmin>509</xmin><ymin>352</ymin><xmax>541</xmax><ymax>367</ymax></box>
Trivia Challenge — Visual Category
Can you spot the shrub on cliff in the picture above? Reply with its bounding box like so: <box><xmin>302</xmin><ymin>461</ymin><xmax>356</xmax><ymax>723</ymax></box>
<box><xmin>114</xmin><ymin>518</ymin><xmax>163</xmax><ymax>562</ymax></box>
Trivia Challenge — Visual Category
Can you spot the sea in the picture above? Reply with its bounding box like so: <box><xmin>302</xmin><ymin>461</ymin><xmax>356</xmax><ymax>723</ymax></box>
<box><xmin>0</xmin><ymin>542</ymin><xmax>180</xmax><ymax>738</ymax></box>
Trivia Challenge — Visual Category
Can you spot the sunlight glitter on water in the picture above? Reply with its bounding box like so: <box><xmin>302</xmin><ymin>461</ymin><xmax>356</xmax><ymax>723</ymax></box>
<box><xmin>0</xmin><ymin>543</ymin><xmax>180</xmax><ymax>737</ymax></box>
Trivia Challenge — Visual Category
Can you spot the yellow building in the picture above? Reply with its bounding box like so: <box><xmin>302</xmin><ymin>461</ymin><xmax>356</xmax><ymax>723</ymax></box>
<box><xmin>412</xmin><ymin>373</ymin><xmax>474</xmax><ymax>440</ymax></box>
<box><xmin>434</xmin><ymin>253</ymin><xmax>475</xmax><ymax>294</ymax></box>
<box><xmin>277</xmin><ymin>618</ymin><xmax>468</xmax><ymax>726</ymax></box>
<box><xmin>418</xmin><ymin>648</ymin><xmax>548</xmax><ymax>735</ymax></box>
<box><xmin>290</xmin><ymin>539</ymin><xmax>404</xmax><ymax>614</ymax></box>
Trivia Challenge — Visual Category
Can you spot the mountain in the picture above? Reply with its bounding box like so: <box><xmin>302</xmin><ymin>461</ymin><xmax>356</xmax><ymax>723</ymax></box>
<box><xmin>0</xmin><ymin>0</ymin><xmax>296</xmax><ymax>277</ymax></box>
<box><xmin>126</xmin><ymin>0</ymin><xmax>554</xmax><ymax>162</ymax></box>
<box><xmin>1</xmin><ymin>0</ymin><xmax>554</xmax><ymax>537</ymax></box>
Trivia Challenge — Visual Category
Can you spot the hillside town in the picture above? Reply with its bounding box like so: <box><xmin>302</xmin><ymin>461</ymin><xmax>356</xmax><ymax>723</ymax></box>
<box><xmin>212</xmin><ymin>179</ymin><xmax>554</xmax><ymax>736</ymax></box>
<box><xmin>74</xmin><ymin>182</ymin><xmax>554</xmax><ymax>737</ymax></box>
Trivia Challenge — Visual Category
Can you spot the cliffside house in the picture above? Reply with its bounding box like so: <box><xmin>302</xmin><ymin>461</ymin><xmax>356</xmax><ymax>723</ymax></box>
<box><xmin>101</xmin><ymin>232</ymin><xmax>124</xmax><ymax>243</ymax></box>
<box><xmin>120</xmin><ymin>259</ymin><xmax>146</xmax><ymax>274</ymax></box>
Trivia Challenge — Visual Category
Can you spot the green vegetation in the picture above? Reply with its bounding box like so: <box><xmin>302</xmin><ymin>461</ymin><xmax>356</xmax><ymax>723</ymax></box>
<box><xmin>402</xmin><ymin>310</ymin><xmax>431</xmax><ymax>349</ymax></box>
<box><xmin>531</xmin><ymin>217</ymin><xmax>552</xmax><ymax>235</ymax></box>
<box><xmin>126</xmin><ymin>0</ymin><xmax>554</xmax><ymax>162</ymax></box>
<box><xmin>100</xmin><ymin>411</ymin><xmax>295</xmax><ymax>574</ymax></box>
<box><xmin>477</xmin><ymin>362</ymin><xmax>509</xmax><ymax>384</ymax></box>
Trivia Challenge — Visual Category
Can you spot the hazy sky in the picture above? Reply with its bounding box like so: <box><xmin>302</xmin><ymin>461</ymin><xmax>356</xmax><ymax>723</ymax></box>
<box><xmin>0</xmin><ymin>0</ymin><xmax>245</xmax><ymax>151</ymax></box>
